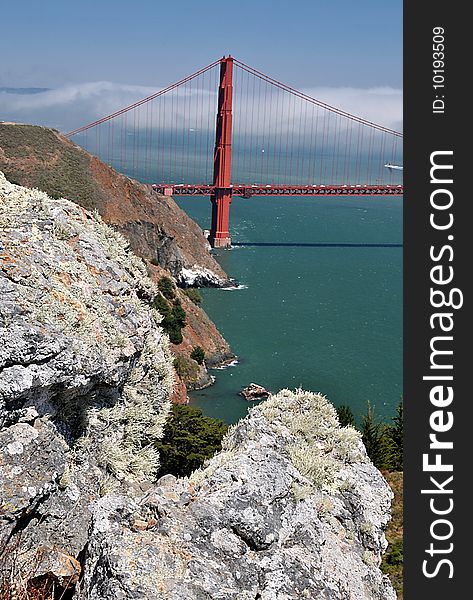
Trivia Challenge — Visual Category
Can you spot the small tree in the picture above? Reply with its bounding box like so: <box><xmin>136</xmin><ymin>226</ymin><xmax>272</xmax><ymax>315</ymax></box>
<box><xmin>380</xmin><ymin>400</ymin><xmax>403</xmax><ymax>471</ymax></box>
<box><xmin>190</xmin><ymin>346</ymin><xmax>205</xmax><ymax>365</ymax></box>
<box><xmin>173</xmin><ymin>355</ymin><xmax>199</xmax><ymax>380</ymax></box>
<box><xmin>158</xmin><ymin>276</ymin><xmax>176</xmax><ymax>300</ymax></box>
<box><xmin>171</xmin><ymin>299</ymin><xmax>186</xmax><ymax>326</ymax></box>
<box><xmin>152</xmin><ymin>294</ymin><xmax>186</xmax><ymax>344</ymax></box>
<box><xmin>336</xmin><ymin>405</ymin><xmax>356</xmax><ymax>428</ymax></box>
<box><xmin>361</xmin><ymin>401</ymin><xmax>384</xmax><ymax>468</ymax></box>
<box><xmin>155</xmin><ymin>404</ymin><xmax>228</xmax><ymax>477</ymax></box>
<box><xmin>167</xmin><ymin>323</ymin><xmax>183</xmax><ymax>344</ymax></box>
<box><xmin>151</xmin><ymin>293</ymin><xmax>170</xmax><ymax>317</ymax></box>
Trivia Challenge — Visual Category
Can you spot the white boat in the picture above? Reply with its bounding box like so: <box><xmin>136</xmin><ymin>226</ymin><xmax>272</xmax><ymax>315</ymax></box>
<box><xmin>384</xmin><ymin>162</ymin><xmax>403</xmax><ymax>171</ymax></box>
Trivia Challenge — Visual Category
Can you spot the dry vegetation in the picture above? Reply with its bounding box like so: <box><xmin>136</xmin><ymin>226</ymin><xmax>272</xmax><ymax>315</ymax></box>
<box><xmin>0</xmin><ymin>124</ymin><xmax>99</xmax><ymax>209</ymax></box>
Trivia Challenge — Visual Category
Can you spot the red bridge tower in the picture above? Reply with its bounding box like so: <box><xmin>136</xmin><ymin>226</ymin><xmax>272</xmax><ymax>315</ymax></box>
<box><xmin>209</xmin><ymin>56</ymin><xmax>233</xmax><ymax>248</ymax></box>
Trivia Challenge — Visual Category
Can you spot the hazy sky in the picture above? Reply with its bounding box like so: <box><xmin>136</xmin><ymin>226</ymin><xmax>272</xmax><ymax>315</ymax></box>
<box><xmin>1</xmin><ymin>1</ymin><xmax>402</xmax><ymax>89</ymax></box>
<box><xmin>1</xmin><ymin>1</ymin><xmax>402</xmax><ymax>133</ymax></box>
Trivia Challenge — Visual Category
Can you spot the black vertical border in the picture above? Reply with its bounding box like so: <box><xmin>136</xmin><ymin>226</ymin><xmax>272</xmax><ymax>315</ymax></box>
<box><xmin>404</xmin><ymin>3</ymin><xmax>468</xmax><ymax>598</ymax></box>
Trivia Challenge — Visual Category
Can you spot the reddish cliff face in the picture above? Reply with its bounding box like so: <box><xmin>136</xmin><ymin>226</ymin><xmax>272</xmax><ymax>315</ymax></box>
<box><xmin>0</xmin><ymin>123</ymin><xmax>234</xmax><ymax>402</ymax></box>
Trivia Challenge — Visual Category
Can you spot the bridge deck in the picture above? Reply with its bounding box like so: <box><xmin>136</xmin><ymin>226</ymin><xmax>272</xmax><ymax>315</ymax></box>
<box><xmin>152</xmin><ymin>184</ymin><xmax>404</xmax><ymax>197</ymax></box>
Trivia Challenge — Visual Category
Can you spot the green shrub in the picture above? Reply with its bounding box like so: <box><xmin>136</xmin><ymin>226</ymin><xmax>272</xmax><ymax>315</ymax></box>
<box><xmin>155</xmin><ymin>404</ymin><xmax>228</xmax><ymax>478</ymax></box>
<box><xmin>381</xmin><ymin>471</ymin><xmax>404</xmax><ymax>597</ymax></box>
<box><xmin>336</xmin><ymin>405</ymin><xmax>356</xmax><ymax>428</ymax></box>
<box><xmin>158</xmin><ymin>276</ymin><xmax>176</xmax><ymax>299</ymax></box>
<box><xmin>361</xmin><ymin>401</ymin><xmax>384</xmax><ymax>469</ymax></box>
<box><xmin>183</xmin><ymin>288</ymin><xmax>203</xmax><ymax>305</ymax></box>
<box><xmin>152</xmin><ymin>294</ymin><xmax>186</xmax><ymax>345</ymax></box>
<box><xmin>190</xmin><ymin>346</ymin><xmax>205</xmax><ymax>365</ymax></box>
<box><xmin>151</xmin><ymin>293</ymin><xmax>171</xmax><ymax>316</ymax></box>
<box><xmin>360</xmin><ymin>400</ymin><xmax>403</xmax><ymax>471</ymax></box>
<box><xmin>381</xmin><ymin>537</ymin><xmax>404</xmax><ymax>596</ymax></box>
<box><xmin>171</xmin><ymin>299</ymin><xmax>186</xmax><ymax>326</ymax></box>
<box><xmin>173</xmin><ymin>357</ymin><xmax>183</xmax><ymax>376</ymax></box>
<box><xmin>384</xmin><ymin>538</ymin><xmax>403</xmax><ymax>566</ymax></box>
<box><xmin>167</xmin><ymin>324</ymin><xmax>183</xmax><ymax>344</ymax></box>
<box><xmin>381</xmin><ymin>401</ymin><xmax>403</xmax><ymax>470</ymax></box>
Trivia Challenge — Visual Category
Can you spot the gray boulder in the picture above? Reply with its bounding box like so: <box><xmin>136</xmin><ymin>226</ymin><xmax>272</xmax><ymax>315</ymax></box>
<box><xmin>76</xmin><ymin>390</ymin><xmax>396</xmax><ymax>600</ymax></box>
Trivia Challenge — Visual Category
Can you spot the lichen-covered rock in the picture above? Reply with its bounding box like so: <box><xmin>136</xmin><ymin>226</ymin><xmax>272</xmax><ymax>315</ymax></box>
<box><xmin>76</xmin><ymin>390</ymin><xmax>395</xmax><ymax>600</ymax></box>
<box><xmin>0</xmin><ymin>172</ymin><xmax>173</xmax><ymax>586</ymax></box>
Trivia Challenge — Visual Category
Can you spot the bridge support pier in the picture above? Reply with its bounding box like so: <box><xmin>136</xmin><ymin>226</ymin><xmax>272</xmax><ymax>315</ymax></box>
<box><xmin>208</xmin><ymin>56</ymin><xmax>233</xmax><ymax>249</ymax></box>
<box><xmin>210</xmin><ymin>189</ymin><xmax>232</xmax><ymax>247</ymax></box>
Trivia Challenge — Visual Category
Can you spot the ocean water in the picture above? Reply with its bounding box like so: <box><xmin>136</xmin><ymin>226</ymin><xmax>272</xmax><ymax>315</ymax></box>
<box><xmin>176</xmin><ymin>194</ymin><xmax>402</xmax><ymax>425</ymax></box>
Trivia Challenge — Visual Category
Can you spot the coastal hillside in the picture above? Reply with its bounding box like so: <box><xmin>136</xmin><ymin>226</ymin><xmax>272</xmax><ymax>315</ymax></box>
<box><xmin>0</xmin><ymin>123</ymin><xmax>233</xmax><ymax>396</ymax></box>
<box><xmin>0</xmin><ymin>177</ymin><xmax>395</xmax><ymax>599</ymax></box>
<box><xmin>0</xmin><ymin>123</ymin><xmax>227</xmax><ymax>286</ymax></box>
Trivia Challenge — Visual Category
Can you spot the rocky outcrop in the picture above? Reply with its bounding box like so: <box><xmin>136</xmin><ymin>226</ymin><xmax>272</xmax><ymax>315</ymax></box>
<box><xmin>76</xmin><ymin>389</ymin><xmax>395</xmax><ymax>600</ymax></box>
<box><xmin>0</xmin><ymin>174</ymin><xmax>173</xmax><ymax>592</ymax></box>
<box><xmin>0</xmin><ymin>123</ymin><xmax>233</xmax><ymax>378</ymax></box>
<box><xmin>240</xmin><ymin>382</ymin><xmax>271</xmax><ymax>401</ymax></box>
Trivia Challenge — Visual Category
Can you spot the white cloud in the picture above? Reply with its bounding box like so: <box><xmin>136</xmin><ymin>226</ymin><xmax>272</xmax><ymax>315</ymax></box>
<box><xmin>0</xmin><ymin>81</ymin><xmax>402</xmax><ymax>136</ymax></box>
<box><xmin>0</xmin><ymin>82</ymin><xmax>159</xmax><ymax>131</ymax></box>
<box><xmin>301</xmin><ymin>86</ymin><xmax>402</xmax><ymax>132</ymax></box>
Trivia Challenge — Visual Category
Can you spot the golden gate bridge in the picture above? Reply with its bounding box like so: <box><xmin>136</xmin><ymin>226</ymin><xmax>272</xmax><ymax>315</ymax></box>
<box><xmin>66</xmin><ymin>56</ymin><xmax>403</xmax><ymax>248</ymax></box>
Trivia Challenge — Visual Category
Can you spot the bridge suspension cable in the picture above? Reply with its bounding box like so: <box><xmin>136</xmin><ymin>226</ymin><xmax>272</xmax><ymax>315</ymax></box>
<box><xmin>65</xmin><ymin>55</ymin><xmax>403</xmax><ymax>190</ymax></box>
<box><xmin>233</xmin><ymin>58</ymin><xmax>402</xmax><ymax>137</ymax></box>
<box><xmin>65</xmin><ymin>59</ymin><xmax>222</xmax><ymax>137</ymax></box>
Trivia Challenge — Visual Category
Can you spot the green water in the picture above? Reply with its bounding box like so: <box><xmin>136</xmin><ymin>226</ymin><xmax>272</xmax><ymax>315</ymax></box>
<box><xmin>177</xmin><ymin>195</ymin><xmax>402</xmax><ymax>425</ymax></box>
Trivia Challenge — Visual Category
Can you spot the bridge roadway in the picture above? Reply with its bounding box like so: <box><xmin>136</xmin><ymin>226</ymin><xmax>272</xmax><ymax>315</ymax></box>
<box><xmin>152</xmin><ymin>184</ymin><xmax>404</xmax><ymax>197</ymax></box>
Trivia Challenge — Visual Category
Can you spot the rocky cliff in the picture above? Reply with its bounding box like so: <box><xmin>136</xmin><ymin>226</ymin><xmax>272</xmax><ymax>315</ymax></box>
<box><xmin>0</xmin><ymin>123</ymin><xmax>234</xmax><ymax>396</ymax></box>
<box><xmin>0</xmin><ymin>174</ymin><xmax>174</xmax><ymax>594</ymax></box>
<box><xmin>0</xmin><ymin>177</ymin><xmax>395</xmax><ymax>599</ymax></box>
